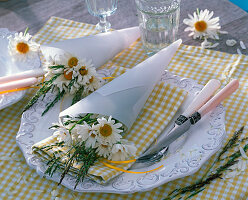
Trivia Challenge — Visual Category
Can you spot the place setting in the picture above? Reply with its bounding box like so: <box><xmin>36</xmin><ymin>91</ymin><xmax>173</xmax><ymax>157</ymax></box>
<box><xmin>0</xmin><ymin>0</ymin><xmax>247</xmax><ymax>199</ymax></box>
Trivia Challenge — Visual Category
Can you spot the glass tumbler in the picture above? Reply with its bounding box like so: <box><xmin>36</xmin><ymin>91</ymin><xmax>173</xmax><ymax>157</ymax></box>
<box><xmin>85</xmin><ymin>0</ymin><xmax>118</xmax><ymax>32</ymax></box>
<box><xmin>135</xmin><ymin>0</ymin><xmax>180</xmax><ymax>55</ymax></box>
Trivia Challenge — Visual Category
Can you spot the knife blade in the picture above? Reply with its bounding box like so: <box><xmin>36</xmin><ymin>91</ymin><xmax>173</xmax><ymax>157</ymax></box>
<box><xmin>137</xmin><ymin>79</ymin><xmax>239</xmax><ymax>163</ymax></box>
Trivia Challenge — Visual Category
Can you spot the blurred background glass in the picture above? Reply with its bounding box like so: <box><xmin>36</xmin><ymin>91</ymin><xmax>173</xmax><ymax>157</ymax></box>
<box><xmin>135</xmin><ymin>0</ymin><xmax>180</xmax><ymax>55</ymax></box>
<box><xmin>85</xmin><ymin>0</ymin><xmax>118</xmax><ymax>32</ymax></box>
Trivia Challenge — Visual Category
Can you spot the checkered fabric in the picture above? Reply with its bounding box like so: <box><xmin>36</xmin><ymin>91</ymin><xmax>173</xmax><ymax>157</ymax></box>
<box><xmin>32</xmin><ymin>80</ymin><xmax>186</xmax><ymax>183</ymax></box>
<box><xmin>0</xmin><ymin>16</ymin><xmax>247</xmax><ymax>200</ymax></box>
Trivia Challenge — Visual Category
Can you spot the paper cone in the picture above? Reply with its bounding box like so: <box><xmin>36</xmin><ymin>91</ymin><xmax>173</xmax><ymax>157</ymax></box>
<box><xmin>60</xmin><ymin>40</ymin><xmax>182</xmax><ymax>129</ymax></box>
<box><xmin>40</xmin><ymin>27</ymin><xmax>140</xmax><ymax>69</ymax></box>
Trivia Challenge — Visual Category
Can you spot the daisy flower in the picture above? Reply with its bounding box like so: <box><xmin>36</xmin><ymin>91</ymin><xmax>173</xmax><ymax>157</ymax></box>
<box><xmin>96</xmin><ymin>143</ymin><xmax>112</xmax><ymax>158</ymax></box>
<box><xmin>85</xmin><ymin>131</ymin><xmax>98</xmax><ymax>148</ymax></box>
<box><xmin>84</xmin><ymin>75</ymin><xmax>102</xmax><ymax>94</ymax></box>
<box><xmin>52</xmin><ymin>73</ymin><xmax>72</xmax><ymax>92</ymax></box>
<box><xmin>53</xmin><ymin>127</ymin><xmax>72</xmax><ymax>146</ymax></box>
<box><xmin>109</xmin><ymin>139</ymin><xmax>137</xmax><ymax>161</ymax></box>
<box><xmin>183</xmin><ymin>9</ymin><xmax>221</xmax><ymax>39</ymax></box>
<box><xmin>95</xmin><ymin>116</ymin><xmax>123</xmax><ymax>145</ymax></box>
<box><xmin>8</xmin><ymin>32</ymin><xmax>39</xmax><ymax>62</ymax></box>
<box><xmin>75</xmin><ymin>122</ymin><xmax>92</xmax><ymax>141</ymax></box>
<box><xmin>74</xmin><ymin>60</ymin><xmax>97</xmax><ymax>85</ymax></box>
<box><xmin>57</xmin><ymin>52</ymin><xmax>79</xmax><ymax>68</ymax></box>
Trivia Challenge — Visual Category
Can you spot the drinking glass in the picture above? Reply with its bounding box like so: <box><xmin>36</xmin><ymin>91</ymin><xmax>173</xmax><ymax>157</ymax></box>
<box><xmin>85</xmin><ymin>0</ymin><xmax>118</xmax><ymax>32</ymax></box>
<box><xmin>135</xmin><ymin>0</ymin><xmax>180</xmax><ymax>55</ymax></box>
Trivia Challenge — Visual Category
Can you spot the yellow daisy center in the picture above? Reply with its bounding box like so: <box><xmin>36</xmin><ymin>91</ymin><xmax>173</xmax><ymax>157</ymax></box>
<box><xmin>100</xmin><ymin>124</ymin><xmax>112</xmax><ymax>137</ymax></box>
<box><xmin>90</xmin><ymin>132</ymin><xmax>96</xmax><ymax>138</ymax></box>
<box><xmin>101</xmin><ymin>144</ymin><xmax>109</xmax><ymax>148</ymax></box>
<box><xmin>68</xmin><ymin>57</ymin><xmax>78</xmax><ymax>68</ymax></box>
<box><xmin>16</xmin><ymin>42</ymin><xmax>29</xmax><ymax>54</ymax></box>
<box><xmin>79</xmin><ymin>66</ymin><xmax>88</xmax><ymax>75</ymax></box>
<box><xmin>194</xmin><ymin>21</ymin><xmax>207</xmax><ymax>32</ymax></box>
<box><xmin>89</xmin><ymin>76</ymin><xmax>94</xmax><ymax>83</ymax></box>
<box><xmin>63</xmin><ymin>71</ymin><xmax>73</xmax><ymax>80</ymax></box>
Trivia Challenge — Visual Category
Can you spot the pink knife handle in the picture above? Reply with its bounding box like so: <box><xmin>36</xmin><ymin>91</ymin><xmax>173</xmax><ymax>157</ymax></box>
<box><xmin>183</xmin><ymin>79</ymin><xmax>221</xmax><ymax>117</ymax></box>
<box><xmin>198</xmin><ymin>79</ymin><xmax>239</xmax><ymax>116</ymax></box>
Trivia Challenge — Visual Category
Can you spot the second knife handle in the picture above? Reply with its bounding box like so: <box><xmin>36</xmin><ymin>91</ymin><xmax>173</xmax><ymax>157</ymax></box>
<box><xmin>183</xmin><ymin>79</ymin><xmax>221</xmax><ymax>117</ymax></box>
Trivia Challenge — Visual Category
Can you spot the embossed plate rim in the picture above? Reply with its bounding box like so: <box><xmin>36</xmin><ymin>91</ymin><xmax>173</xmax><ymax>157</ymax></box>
<box><xmin>16</xmin><ymin>70</ymin><xmax>226</xmax><ymax>194</ymax></box>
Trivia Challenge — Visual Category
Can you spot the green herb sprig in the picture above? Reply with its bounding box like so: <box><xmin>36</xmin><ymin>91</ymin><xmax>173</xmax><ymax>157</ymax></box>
<box><xmin>41</xmin><ymin>114</ymin><xmax>99</xmax><ymax>189</ymax></box>
<box><xmin>23</xmin><ymin>65</ymin><xmax>84</xmax><ymax>116</ymax></box>
<box><xmin>23</xmin><ymin>72</ymin><xmax>62</xmax><ymax>115</ymax></box>
<box><xmin>164</xmin><ymin>126</ymin><xmax>246</xmax><ymax>200</ymax></box>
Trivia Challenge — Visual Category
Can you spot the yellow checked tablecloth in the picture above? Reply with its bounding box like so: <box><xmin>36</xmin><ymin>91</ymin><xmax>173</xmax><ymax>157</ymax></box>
<box><xmin>0</xmin><ymin>17</ymin><xmax>247</xmax><ymax>200</ymax></box>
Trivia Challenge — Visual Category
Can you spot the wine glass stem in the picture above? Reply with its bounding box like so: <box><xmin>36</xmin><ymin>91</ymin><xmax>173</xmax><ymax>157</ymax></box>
<box><xmin>97</xmin><ymin>15</ymin><xmax>111</xmax><ymax>32</ymax></box>
<box><xmin>100</xmin><ymin>15</ymin><xmax>107</xmax><ymax>26</ymax></box>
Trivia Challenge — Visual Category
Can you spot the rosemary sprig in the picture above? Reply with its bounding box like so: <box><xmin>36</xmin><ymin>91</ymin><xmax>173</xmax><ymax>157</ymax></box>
<box><xmin>44</xmin><ymin>140</ymin><xmax>98</xmax><ymax>189</ymax></box>
<box><xmin>72</xmin><ymin>85</ymin><xmax>84</xmax><ymax>105</ymax></box>
<box><xmin>164</xmin><ymin>126</ymin><xmax>246</xmax><ymax>200</ymax></box>
<box><xmin>42</xmin><ymin>90</ymin><xmax>65</xmax><ymax>116</ymax></box>
<box><xmin>74</xmin><ymin>145</ymin><xmax>98</xmax><ymax>189</ymax></box>
<box><xmin>43</xmin><ymin>117</ymin><xmax>100</xmax><ymax>189</ymax></box>
<box><xmin>200</xmin><ymin>126</ymin><xmax>244</xmax><ymax>181</ymax></box>
<box><xmin>23</xmin><ymin>73</ymin><xmax>61</xmax><ymax>112</ymax></box>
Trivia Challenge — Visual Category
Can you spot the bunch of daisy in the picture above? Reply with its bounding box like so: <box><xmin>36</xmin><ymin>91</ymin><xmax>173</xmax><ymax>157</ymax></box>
<box><xmin>52</xmin><ymin>114</ymin><xmax>137</xmax><ymax>161</ymax></box>
<box><xmin>8</xmin><ymin>28</ymin><xmax>39</xmax><ymax>62</ymax></box>
<box><xmin>23</xmin><ymin>52</ymin><xmax>102</xmax><ymax>115</ymax></box>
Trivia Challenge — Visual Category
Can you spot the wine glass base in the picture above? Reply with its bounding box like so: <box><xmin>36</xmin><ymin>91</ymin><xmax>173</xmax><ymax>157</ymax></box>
<box><xmin>96</xmin><ymin>21</ymin><xmax>111</xmax><ymax>32</ymax></box>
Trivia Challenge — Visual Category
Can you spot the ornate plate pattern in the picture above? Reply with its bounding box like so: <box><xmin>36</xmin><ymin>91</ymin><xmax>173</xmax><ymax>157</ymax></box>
<box><xmin>0</xmin><ymin>28</ymin><xmax>41</xmax><ymax>110</ymax></box>
<box><xmin>16</xmin><ymin>70</ymin><xmax>226</xmax><ymax>194</ymax></box>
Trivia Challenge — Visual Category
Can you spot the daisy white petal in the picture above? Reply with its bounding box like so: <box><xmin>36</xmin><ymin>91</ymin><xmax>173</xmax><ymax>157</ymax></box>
<box><xmin>237</xmin><ymin>48</ymin><xmax>242</xmax><ymax>55</ymax></box>
<box><xmin>239</xmin><ymin>146</ymin><xmax>248</xmax><ymax>160</ymax></box>
<box><xmin>53</xmin><ymin>127</ymin><xmax>72</xmax><ymax>146</ymax></box>
<box><xmin>96</xmin><ymin>143</ymin><xmax>111</xmax><ymax>158</ymax></box>
<box><xmin>109</xmin><ymin>139</ymin><xmax>137</xmax><ymax>161</ymax></box>
<box><xmin>226</xmin><ymin>39</ymin><xmax>237</xmax><ymax>47</ymax></box>
<box><xmin>240</xmin><ymin>41</ymin><xmax>246</xmax><ymax>50</ymax></box>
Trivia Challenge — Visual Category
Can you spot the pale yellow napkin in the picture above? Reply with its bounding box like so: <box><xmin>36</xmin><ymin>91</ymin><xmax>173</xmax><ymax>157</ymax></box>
<box><xmin>32</xmin><ymin>66</ymin><xmax>187</xmax><ymax>184</ymax></box>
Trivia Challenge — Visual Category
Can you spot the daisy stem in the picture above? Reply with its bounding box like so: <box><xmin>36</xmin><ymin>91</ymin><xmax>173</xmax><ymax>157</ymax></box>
<box><xmin>68</xmin><ymin>114</ymin><xmax>92</xmax><ymax>133</ymax></box>
<box><xmin>196</xmin><ymin>8</ymin><xmax>200</xmax><ymax>16</ymax></box>
<box><xmin>24</xmin><ymin>27</ymin><xmax>29</xmax><ymax>36</ymax></box>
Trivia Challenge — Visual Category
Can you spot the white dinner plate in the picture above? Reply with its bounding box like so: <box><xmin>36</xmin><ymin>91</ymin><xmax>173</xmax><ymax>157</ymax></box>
<box><xmin>0</xmin><ymin>28</ymin><xmax>40</xmax><ymax>110</ymax></box>
<box><xmin>16</xmin><ymin>70</ymin><xmax>226</xmax><ymax>194</ymax></box>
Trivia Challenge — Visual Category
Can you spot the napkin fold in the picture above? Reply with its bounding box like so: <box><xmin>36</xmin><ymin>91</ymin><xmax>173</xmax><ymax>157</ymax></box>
<box><xmin>33</xmin><ymin>77</ymin><xmax>187</xmax><ymax>183</ymax></box>
<box><xmin>40</xmin><ymin>27</ymin><xmax>140</xmax><ymax>69</ymax></box>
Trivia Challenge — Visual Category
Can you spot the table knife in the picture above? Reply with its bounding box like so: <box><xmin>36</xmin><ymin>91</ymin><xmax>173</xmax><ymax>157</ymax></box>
<box><xmin>137</xmin><ymin>79</ymin><xmax>239</xmax><ymax>163</ymax></box>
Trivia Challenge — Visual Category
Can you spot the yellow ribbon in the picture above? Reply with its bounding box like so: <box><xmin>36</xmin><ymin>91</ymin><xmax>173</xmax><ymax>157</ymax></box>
<box><xmin>104</xmin><ymin>159</ymin><xmax>137</xmax><ymax>164</ymax></box>
<box><xmin>102</xmin><ymin>77</ymin><xmax>115</xmax><ymax>80</ymax></box>
<box><xmin>0</xmin><ymin>86</ymin><xmax>40</xmax><ymax>95</ymax></box>
<box><xmin>101</xmin><ymin>161</ymin><xmax>164</xmax><ymax>174</ymax></box>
